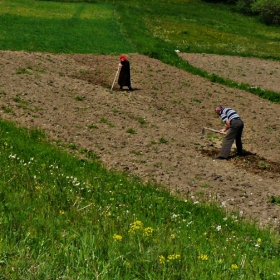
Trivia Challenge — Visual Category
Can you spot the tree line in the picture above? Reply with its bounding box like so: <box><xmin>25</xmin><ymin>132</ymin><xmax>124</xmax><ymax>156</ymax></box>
<box><xmin>204</xmin><ymin>0</ymin><xmax>280</xmax><ymax>25</ymax></box>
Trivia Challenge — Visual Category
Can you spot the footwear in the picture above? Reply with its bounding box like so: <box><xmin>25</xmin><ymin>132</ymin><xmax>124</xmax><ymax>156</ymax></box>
<box><xmin>213</xmin><ymin>157</ymin><xmax>227</xmax><ymax>161</ymax></box>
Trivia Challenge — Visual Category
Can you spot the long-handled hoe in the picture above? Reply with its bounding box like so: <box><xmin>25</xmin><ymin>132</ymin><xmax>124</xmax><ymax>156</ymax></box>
<box><xmin>110</xmin><ymin>67</ymin><xmax>120</xmax><ymax>91</ymax></box>
<box><xmin>201</xmin><ymin>127</ymin><xmax>226</xmax><ymax>138</ymax></box>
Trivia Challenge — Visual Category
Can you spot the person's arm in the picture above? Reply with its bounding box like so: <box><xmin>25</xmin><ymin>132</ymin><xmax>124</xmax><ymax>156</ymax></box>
<box><xmin>219</xmin><ymin>119</ymin><xmax>230</xmax><ymax>133</ymax></box>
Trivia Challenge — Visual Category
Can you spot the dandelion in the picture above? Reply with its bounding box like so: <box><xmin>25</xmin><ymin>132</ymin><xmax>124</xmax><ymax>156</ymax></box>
<box><xmin>113</xmin><ymin>234</ymin><xmax>122</xmax><ymax>241</ymax></box>
<box><xmin>198</xmin><ymin>254</ymin><xmax>208</xmax><ymax>261</ymax></box>
<box><xmin>231</xmin><ymin>264</ymin><xmax>238</xmax><ymax>270</ymax></box>
<box><xmin>143</xmin><ymin>227</ymin><xmax>154</xmax><ymax>237</ymax></box>
<box><xmin>159</xmin><ymin>255</ymin><xmax>166</xmax><ymax>264</ymax></box>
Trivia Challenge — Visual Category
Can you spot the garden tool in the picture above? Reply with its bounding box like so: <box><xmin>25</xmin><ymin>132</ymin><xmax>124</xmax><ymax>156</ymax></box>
<box><xmin>111</xmin><ymin>66</ymin><xmax>120</xmax><ymax>90</ymax></box>
<box><xmin>202</xmin><ymin>127</ymin><xmax>226</xmax><ymax>138</ymax></box>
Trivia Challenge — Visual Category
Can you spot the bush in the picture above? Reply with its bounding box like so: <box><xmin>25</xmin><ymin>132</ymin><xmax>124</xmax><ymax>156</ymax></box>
<box><xmin>236</xmin><ymin>0</ymin><xmax>257</xmax><ymax>14</ymax></box>
<box><xmin>202</xmin><ymin>0</ymin><xmax>237</xmax><ymax>3</ymax></box>
<box><xmin>252</xmin><ymin>0</ymin><xmax>280</xmax><ymax>25</ymax></box>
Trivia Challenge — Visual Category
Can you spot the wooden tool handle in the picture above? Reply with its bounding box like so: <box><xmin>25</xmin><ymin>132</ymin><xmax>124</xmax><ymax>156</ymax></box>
<box><xmin>204</xmin><ymin>127</ymin><xmax>226</xmax><ymax>134</ymax></box>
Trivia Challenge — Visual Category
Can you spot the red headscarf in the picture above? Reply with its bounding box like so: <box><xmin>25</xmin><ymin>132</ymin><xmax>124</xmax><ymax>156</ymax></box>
<box><xmin>120</xmin><ymin>54</ymin><xmax>127</xmax><ymax>61</ymax></box>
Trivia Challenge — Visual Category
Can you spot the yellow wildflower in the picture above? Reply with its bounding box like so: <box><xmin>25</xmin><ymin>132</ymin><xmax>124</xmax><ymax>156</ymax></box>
<box><xmin>59</xmin><ymin>210</ymin><xmax>65</xmax><ymax>215</ymax></box>
<box><xmin>143</xmin><ymin>227</ymin><xmax>154</xmax><ymax>237</ymax></box>
<box><xmin>159</xmin><ymin>255</ymin><xmax>166</xmax><ymax>264</ymax></box>
<box><xmin>167</xmin><ymin>254</ymin><xmax>181</xmax><ymax>262</ymax></box>
<box><xmin>198</xmin><ymin>254</ymin><xmax>208</xmax><ymax>261</ymax></box>
<box><xmin>113</xmin><ymin>234</ymin><xmax>122</xmax><ymax>241</ymax></box>
<box><xmin>171</xmin><ymin>233</ymin><xmax>176</xmax><ymax>239</ymax></box>
<box><xmin>128</xmin><ymin>220</ymin><xmax>144</xmax><ymax>233</ymax></box>
<box><xmin>231</xmin><ymin>264</ymin><xmax>238</xmax><ymax>270</ymax></box>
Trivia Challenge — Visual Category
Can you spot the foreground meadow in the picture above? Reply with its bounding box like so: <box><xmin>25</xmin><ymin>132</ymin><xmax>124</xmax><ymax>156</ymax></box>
<box><xmin>1</xmin><ymin>116</ymin><xmax>280</xmax><ymax>279</ymax></box>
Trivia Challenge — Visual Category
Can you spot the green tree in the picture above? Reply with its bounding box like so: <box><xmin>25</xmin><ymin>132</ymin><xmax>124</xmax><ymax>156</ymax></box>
<box><xmin>252</xmin><ymin>0</ymin><xmax>280</xmax><ymax>24</ymax></box>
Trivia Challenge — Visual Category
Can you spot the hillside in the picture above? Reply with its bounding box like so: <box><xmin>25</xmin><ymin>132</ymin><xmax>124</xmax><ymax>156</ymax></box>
<box><xmin>1</xmin><ymin>50</ymin><xmax>280</xmax><ymax>229</ymax></box>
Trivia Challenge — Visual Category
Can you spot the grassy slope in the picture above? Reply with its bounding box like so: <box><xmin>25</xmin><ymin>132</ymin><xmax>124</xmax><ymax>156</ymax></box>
<box><xmin>1</xmin><ymin>120</ymin><xmax>279</xmax><ymax>279</ymax></box>
<box><xmin>0</xmin><ymin>0</ymin><xmax>135</xmax><ymax>54</ymax></box>
<box><xmin>108</xmin><ymin>0</ymin><xmax>280</xmax><ymax>59</ymax></box>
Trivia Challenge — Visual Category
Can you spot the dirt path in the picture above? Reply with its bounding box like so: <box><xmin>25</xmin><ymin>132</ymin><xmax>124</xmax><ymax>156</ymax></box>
<box><xmin>1</xmin><ymin>50</ymin><xmax>280</xmax><ymax>230</ymax></box>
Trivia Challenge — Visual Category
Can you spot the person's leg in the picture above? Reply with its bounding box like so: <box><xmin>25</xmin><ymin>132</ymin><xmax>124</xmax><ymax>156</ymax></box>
<box><xmin>235</xmin><ymin>121</ymin><xmax>244</xmax><ymax>155</ymax></box>
<box><xmin>219</xmin><ymin>127</ymin><xmax>238</xmax><ymax>158</ymax></box>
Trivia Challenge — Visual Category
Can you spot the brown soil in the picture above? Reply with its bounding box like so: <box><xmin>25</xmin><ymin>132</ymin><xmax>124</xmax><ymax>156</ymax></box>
<box><xmin>1</xmin><ymin>50</ymin><xmax>280</xmax><ymax>230</ymax></box>
<box><xmin>179</xmin><ymin>52</ymin><xmax>280</xmax><ymax>93</ymax></box>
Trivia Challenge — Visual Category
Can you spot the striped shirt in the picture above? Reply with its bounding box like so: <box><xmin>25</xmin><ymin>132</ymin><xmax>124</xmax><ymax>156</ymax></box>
<box><xmin>220</xmin><ymin>108</ymin><xmax>240</xmax><ymax>122</ymax></box>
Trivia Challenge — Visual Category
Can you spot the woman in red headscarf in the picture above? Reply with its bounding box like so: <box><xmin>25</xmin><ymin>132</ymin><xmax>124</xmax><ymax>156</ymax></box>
<box><xmin>118</xmin><ymin>55</ymin><xmax>133</xmax><ymax>91</ymax></box>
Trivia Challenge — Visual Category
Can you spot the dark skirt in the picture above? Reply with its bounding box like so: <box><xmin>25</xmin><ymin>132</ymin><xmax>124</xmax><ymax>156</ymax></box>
<box><xmin>118</xmin><ymin>60</ymin><xmax>131</xmax><ymax>86</ymax></box>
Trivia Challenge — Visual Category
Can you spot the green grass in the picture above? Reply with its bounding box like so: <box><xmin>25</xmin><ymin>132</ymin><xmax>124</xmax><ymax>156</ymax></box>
<box><xmin>2</xmin><ymin>0</ymin><xmax>280</xmax><ymax>58</ymax></box>
<box><xmin>110</xmin><ymin>0</ymin><xmax>280</xmax><ymax>58</ymax></box>
<box><xmin>1</xmin><ymin>0</ymin><xmax>280</xmax><ymax>278</ymax></box>
<box><xmin>0</xmin><ymin>119</ymin><xmax>280</xmax><ymax>279</ymax></box>
<box><xmin>0</xmin><ymin>0</ymin><xmax>135</xmax><ymax>54</ymax></box>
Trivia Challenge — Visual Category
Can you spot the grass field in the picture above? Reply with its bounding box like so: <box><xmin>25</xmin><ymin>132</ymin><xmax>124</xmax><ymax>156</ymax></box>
<box><xmin>1</xmin><ymin>119</ymin><xmax>280</xmax><ymax>279</ymax></box>
<box><xmin>1</xmin><ymin>0</ymin><xmax>280</xmax><ymax>279</ymax></box>
<box><xmin>1</xmin><ymin>0</ymin><xmax>280</xmax><ymax>58</ymax></box>
<box><xmin>0</xmin><ymin>0</ymin><xmax>135</xmax><ymax>54</ymax></box>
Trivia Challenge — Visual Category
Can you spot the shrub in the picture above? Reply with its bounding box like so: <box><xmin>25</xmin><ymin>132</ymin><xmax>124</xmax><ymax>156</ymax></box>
<box><xmin>202</xmin><ymin>0</ymin><xmax>237</xmax><ymax>3</ymax></box>
<box><xmin>236</xmin><ymin>0</ymin><xmax>257</xmax><ymax>14</ymax></box>
<box><xmin>252</xmin><ymin>0</ymin><xmax>280</xmax><ymax>25</ymax></box>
